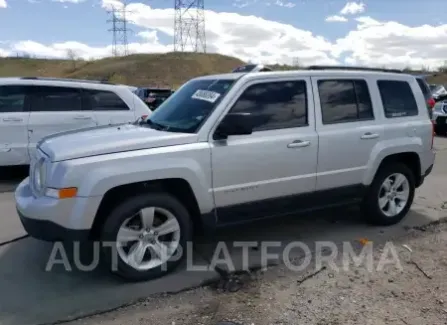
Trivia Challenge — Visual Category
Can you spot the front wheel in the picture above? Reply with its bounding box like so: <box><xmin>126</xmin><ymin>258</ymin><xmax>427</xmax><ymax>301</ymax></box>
<box><xmin>362</xmin><ymin>163</ymin><xmax>415</xmax><ymax>226</ymax></box>
<box><xmin>100</xmin><ymin>192</ymin><xmax>192</xmax><ymax>281</ymax></box>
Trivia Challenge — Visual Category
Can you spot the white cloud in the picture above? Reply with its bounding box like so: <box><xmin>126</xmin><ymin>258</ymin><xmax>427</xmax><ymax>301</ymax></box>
<box><xmin>1</xmin><ymin>2</ymin><xmax>447</xmax><ymax>70</ymax></box>
<box><xmin>339</xmin><ymin>1</ymin><xmax>365</xmax><ymax>15</ymax></box>
<box><xmin>0</xmin><ymin>0</ymin><xmax>7</xmax><ymax>8</ymax></box>
<box><xmin>273</xmin><ymin>0</ymin><xmax>295</xmax><ymax>8</ymax></box>
<box><xmin>333</xmin><ymin>16</ymin><xmax>447</xmax><ymax>69</ymax></box>
<box><xmin>325</xmin><ymin>15</ymin><xmax>348</xmax><ymax>23</ymax></box>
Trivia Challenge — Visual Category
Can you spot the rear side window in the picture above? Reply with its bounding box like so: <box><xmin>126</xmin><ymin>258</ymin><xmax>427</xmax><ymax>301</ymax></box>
<box><xmin>318</xmin><ymin>79</ymin><xmax>374</xmax><ymax>124</ymax></box>
<box><xmin>416</xmin><ymin>78</ymin><xmax>431</xmax><ymax>100</ymax></box>
<box><xmin>30</xmin><ymin>86</ymin><xmax>82</xmax><ymax>112</ymax></box>
<box><xmin>0</xmin><ymin>85</ymin><xmax>27</xmax><ymax>112</ymax></box>
<box><xmin>377</xmin><ymin>80</ymin><xmax>418</xmax><ymax>118</ymax></box>
<box><xmin>84</xmin><ymin>89</ymin><xmax>130</xmax><ymax>111</ymax></box>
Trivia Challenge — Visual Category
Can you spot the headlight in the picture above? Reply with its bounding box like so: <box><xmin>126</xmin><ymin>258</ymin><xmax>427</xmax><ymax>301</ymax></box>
<box><xmin>33</xmin><ymin>158</ymin><xmax>46</xmax><ymax>192</ymax></box>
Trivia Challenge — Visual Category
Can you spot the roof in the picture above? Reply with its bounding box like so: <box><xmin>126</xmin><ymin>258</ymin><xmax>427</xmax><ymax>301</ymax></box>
<box><xmin>0</xmin><ymin>77</ymin><xmax>130</xmax><ymax>91</ymax></box>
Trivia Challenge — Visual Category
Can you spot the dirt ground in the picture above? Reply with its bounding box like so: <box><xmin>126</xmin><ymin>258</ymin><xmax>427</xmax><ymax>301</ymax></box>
<box><xmin>69</xmin><ymin>220</ymin><xmax>447</xmax><ymax>325</ymax></box>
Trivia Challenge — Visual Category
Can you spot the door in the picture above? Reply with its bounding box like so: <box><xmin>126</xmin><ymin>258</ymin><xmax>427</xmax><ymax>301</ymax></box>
<box><xmin>27</xmin><ymin>86</ymin><xmax>97</xmax><ymax>158</ymax></box>
<box><xmin>210</xmin><ymin>78</ymin><xmax>318</xmax><ymax>224</ymax></box>
<box><xmin>0</xmin><ymin>85</ymin><xmax>31</xmax><ymax>166</ymax></box>
<box><xmin>82</xmin><ymin>89</ymin><xmax>135</xmax><ymax>125</ymax></box>
<box><xmin>312</xmin><ymin>77</ymin><xmax>384</xmax><ymax>191</ymax></box>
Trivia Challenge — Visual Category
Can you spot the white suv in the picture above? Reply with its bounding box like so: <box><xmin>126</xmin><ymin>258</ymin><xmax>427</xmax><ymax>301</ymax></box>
<box><xmin>0</xmin><ymin>77</ymin><xmax>151</xmax><ymax>166</ymax></box>
<box><xmin>15</xmin><ymin>67</ymin><xmax>436</xmax><ymax>281</ymax></box>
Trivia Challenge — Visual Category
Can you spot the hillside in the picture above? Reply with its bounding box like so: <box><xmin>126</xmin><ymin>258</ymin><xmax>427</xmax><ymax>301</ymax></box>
<box><xmin>0</xmin><ymin>52</ymin><xmax>245</xmax><ymax>88</ymax></box>
<box><xmin>0</xmin><ymin>52</ymin><xmax>446</xmax><ymax>88</ymax></box>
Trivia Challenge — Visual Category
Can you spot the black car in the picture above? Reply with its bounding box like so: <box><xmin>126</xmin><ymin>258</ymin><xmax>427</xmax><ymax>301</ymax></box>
<box><xmin>134</xmin><ymin>87</ymin><xmax>174</xmax><ymax>111</ymax></box>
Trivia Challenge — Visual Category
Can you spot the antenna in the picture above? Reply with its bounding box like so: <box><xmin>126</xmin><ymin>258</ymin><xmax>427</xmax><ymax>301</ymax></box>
<box><xmin>174</xmin><ymin>0</ymin><xmax>206</xmax><ymax>53</ymax></box>
<box><xmin>107</xmin><ymin>2</ymin><xmax>134</xmax><ymax>56</ymax></box>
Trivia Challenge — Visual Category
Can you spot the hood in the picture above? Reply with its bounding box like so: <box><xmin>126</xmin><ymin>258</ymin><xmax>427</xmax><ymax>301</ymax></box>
<box><xmin>38</xmin><ymin>123</ymin><xmax>198</xmax><ymax>162</ymax></box>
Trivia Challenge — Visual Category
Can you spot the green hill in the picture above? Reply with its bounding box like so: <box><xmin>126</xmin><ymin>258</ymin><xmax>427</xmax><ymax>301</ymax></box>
<box><xmin>0</xmin><ymin>52</ymin><xmax>446</xmax><ymax>88</ymax></box>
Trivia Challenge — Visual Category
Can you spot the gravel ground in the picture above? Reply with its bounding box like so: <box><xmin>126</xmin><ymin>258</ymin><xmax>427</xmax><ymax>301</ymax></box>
<box><xmin>69</xmin><ymin>220</ymin><xmax>447</xmax><ymax>325</ymax></box>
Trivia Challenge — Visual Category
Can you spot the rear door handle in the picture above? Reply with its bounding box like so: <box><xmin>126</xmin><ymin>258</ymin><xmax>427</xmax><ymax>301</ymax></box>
<box><xmin>73</xmin><ymin>116</ymin><xmax>92</xmax><ymax>120</ymax></box>
<box><xmin>361</xmin><ymin>132</ymin><xmax>379</xmax><ymax>139</ymax></box>
<box><xmin>287</xmin><ymin>140</ymin><xmax>311</xmax><ymax>148</ymax></box>
<box><xmin>3</xmin><ymin>117</ymin><xmax>23</xmax><ymax>122</ymax></box>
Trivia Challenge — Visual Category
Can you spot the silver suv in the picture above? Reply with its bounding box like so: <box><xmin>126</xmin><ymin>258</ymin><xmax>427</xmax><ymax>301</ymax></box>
<box><xmin>15</xmin><ymin>67</ymin><xmax>436</xmax><ymax>281</ymax></box>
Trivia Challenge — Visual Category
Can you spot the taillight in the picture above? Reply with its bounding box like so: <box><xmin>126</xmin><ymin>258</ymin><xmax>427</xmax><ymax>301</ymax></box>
<box><xmin>428</xmin><ymin>97</ymin><xmax>436</xmax><ymax>109</ymax></box>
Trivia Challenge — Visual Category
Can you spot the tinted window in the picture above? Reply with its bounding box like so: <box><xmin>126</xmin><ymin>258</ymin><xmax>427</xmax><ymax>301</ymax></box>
<box><xmin>230</xmin><ymin>80</ymin><xmax>308</xmax><ymax>131</ymax></box>
<box><xmin>0</xmin><ymin>86</ymin><xmax>27</xmax><ymax>112</ymax></box>
<box><xmin>416</xmin><ymin>78</ymin><xmax>431</xmax><ymax>100</ymax></box>
<box><xmin>377</xmin><ymin>80</ymin><xmax>418</xmax><ymax>118</ymax></box>
<box><xmin>84</xmin><ymin>90</ymin><xmax>129</xmax><ymax>111</ymax></box>
<box><xmin>31</xmin><ymin>86</ymin><xmax>82</xmax><ymax>112</ymax></box>
<box><xmin>318</xmin><ymin>80</ymin><xmax>373</xmax><ymax>124</ymax></box>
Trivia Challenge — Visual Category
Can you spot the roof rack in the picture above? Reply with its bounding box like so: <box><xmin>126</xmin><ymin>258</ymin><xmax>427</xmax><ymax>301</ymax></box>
<box><xmin>20</xmin><ymin>77</ymin><xmax>115</xmax><ymax>84</ymax></box>
<box><xmin>306</xmin><ymin>65</ymin><xmax>403</xmax><ymax>73</ymax></box>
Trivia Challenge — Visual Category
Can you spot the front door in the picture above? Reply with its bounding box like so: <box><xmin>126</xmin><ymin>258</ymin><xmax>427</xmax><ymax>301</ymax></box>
<box><xmin>210</xmin><ymin>78</ymin><xmax>318</xmax><ymax>225</ymax></box>
<box><xmin>0</xmin><ymin>85</ymin><xmax>31</xmax><ymax>166</ymax></box>
<box><xmin>27</xmin><ymin>85</ymin><xmax>97</xmax><ymax>158</ymax></box>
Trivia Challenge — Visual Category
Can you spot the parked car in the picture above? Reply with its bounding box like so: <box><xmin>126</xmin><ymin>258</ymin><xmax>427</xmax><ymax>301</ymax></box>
<box><xmin>0</xmin><ymin>77</ymin><xmax>151</xmax><ymax>166</ymax></box>
<box><xmin>432</xmin><ymin>100</ymin><xmax>447</xmax><ymax>135</ymax></box>
<box><xmin>133</xmin><ymin>87</ymin><xmax>174</xmax><ymax>111</ymax></box>
<box><xmin>16</xmin><ymin>67</ymin><xmax>435</xmax><ymax>281</ymax></box>
<box><xmin>429</xmin><ymin>83</ymin><xmax>447</xmax><ymax>100</ymax></box>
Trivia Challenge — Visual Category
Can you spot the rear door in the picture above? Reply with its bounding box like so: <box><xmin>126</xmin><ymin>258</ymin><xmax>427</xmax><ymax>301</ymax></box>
<box><xmin>0</xmin><ymin>85</ymin><xmax>31</xmax><ymax>166</ymax></box>
<box><xmin>83</xmin><ymin>89</ymin><xmax>135</xmax><ymax>125</ymax></box>
<box><xmin>27</xmin><ymin>85</ymin><xmax>97</xmax><ymax>159</ymax></box>
<box><xmin>312</xmin><ymin>77</ymin><xmax>384</xmax><ymax>190</ymax></box>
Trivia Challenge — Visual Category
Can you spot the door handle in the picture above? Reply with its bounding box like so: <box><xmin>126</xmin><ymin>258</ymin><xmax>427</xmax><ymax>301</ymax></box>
<box><xmin>73</xmin><ymin>116</ymin><xmax>92</xmax><ymax>120</ymax></box>
<box><xmin>287</xmin><ymin>140</ymin><xmax>311</xmax><ymax>148</ymax></box>
<box><xmin>3</xmin><ymin>117</ymin><xmax>23</xmax><ymax>122</ymax></box>
<box><xmin>361</xmin><ymin>132</ymin><xmax>379</xmax><ymax>139</ymax></box>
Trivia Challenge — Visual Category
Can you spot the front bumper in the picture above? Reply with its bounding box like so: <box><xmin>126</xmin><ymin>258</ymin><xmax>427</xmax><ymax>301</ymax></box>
<box><xmin>15</xmin><ymin>177</ymin><xmax>101</xmax><ymax>242</ymax></box>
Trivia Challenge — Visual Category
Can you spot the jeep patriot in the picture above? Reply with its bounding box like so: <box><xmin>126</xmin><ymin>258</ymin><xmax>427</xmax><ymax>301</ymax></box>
<box><xmin>15</xmin><ymin>67</ymin><xmax>436</xmax><ymax>281</ymax></box>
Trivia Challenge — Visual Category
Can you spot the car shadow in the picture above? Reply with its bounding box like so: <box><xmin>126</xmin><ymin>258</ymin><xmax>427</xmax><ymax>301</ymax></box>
<box><xmin>0</xmin><ymin>204</ymin><xmax>438</xmax><ymax>325</ymax></box>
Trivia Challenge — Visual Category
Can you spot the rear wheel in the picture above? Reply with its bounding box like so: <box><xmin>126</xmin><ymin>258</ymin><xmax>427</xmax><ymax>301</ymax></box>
<box><xmin>100</xmin><ymin>192</ymin><xmax>192</xmax><ymax>281</ymax></box>
<box><xmin>362</xmin><ymin>163</ymin><xmax>415</xmax><ymax>226</ymax></box>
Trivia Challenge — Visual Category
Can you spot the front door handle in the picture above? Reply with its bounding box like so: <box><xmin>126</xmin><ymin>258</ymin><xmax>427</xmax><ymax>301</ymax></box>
<box><xmin>3</xmin><ymin>117</ymin><xmax>23</xmax><ymax>122</ymax></box>
<box><xmin>287</xmin><ymin>140</ymin><xmax>311</xmax><ymax>148</ymax></box>
<box><xmin>361</xmin><ymin>132</ymin><xmax>379</xmax><ymax>139</ymax></box>
<box><xmin>73</xmin><ymin>116</ymin><xmax>92</xmax><ymax>120</ymax></box>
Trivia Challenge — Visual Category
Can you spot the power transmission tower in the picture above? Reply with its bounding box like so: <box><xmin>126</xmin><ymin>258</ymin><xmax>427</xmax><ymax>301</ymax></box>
<box><xmin>107</xmin><ymin>3</ymin><xmax>134</xmax><ymax>57</ymax></box>
<box><xmin>174</xmin><ymin>0</ymin><xmax>206</xmax><ymax>53</ymax></box>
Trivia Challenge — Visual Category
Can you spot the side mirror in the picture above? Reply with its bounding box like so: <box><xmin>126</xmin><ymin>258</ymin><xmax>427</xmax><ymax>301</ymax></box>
<box><xmin>214</xmin><ymin>112</ymin><xmax>253</xmax><ymax>140</ymax></box>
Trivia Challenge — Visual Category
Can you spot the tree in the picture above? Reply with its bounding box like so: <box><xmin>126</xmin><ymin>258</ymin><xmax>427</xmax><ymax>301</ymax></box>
<box><xmin>66</xmin><ymin>49</ymin><xmax>78</xmax><ymax>70</ymax></box>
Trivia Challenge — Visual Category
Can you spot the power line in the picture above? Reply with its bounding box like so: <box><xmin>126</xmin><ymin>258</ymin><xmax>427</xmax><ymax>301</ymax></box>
<box><xmin>174</xmin><ymin>0</ymin><xmax>206</xmax><ymax>53</ymax></box>
<box><xmin>107</xmin><ymin>3</ymin><xmax>134</xmax><ymax>57</ymax></box>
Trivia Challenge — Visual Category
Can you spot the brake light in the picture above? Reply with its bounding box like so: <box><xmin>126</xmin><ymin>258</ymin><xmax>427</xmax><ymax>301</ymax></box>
<box><xmin>428</xmin><ymin>97</ymin><xmax>436</xmax><ymax>109</ymax></box>
<box><xmin>141</xmin><ymin>114</ymin><xmax>148</xmax><ymax>120</ymax></box>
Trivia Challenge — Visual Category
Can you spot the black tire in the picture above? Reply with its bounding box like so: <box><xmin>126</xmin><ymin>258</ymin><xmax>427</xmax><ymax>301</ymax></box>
<box><xmin>362</xmin><ymin>162</ymin><xmax>415</xmax><ymax>226</ymax></box>
<box><xmin>99</xmin><ymin>192</ymin><xmax>192</xmax><ymax>282</ymax></box>
<box><xmin>435</xmin><ymin>125</ymin><xmax>447</xmax><ymax>136</ymax></box>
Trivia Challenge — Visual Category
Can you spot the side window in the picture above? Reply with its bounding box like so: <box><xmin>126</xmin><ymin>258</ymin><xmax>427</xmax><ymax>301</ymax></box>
<box><xmin>84</xmin><ymin>90</ymin><xmax>130</xmax><ymax>111</ymax></box>
<box><xmin>318</xmin><ymin>79</ymin><xmax>374</xmax><ymax>124</ymax></box>
<box><xmin>31</xmin><ymin>86</ymin><xmax>82</xmax><ymax>112</ymax></box>
<box><xmin>377</xmin><ymin>80</ymin><xmax>418</xmax><ymax>118</ymax></box>
<box><xmin>0</xmin><ymin>85</ymin><xmax>27</xmax><ymax>113</ymax></box>
<box><xmin>229</xmin><ymin>80</ymin><xmax>308</xmax><ymax>131</ymax></box>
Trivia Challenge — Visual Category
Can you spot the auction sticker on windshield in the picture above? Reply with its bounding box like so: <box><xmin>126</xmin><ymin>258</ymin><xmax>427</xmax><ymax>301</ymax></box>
<box><xmin>191</xmin><ymin>89</ymin><xmax>221</xmax><ymax>103</ymax></box>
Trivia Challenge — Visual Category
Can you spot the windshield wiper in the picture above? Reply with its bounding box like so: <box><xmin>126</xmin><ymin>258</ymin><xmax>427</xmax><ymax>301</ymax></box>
<box><xmin>145</xmin><ymin>119</ymin><xmax>170</xmax><ymax>131</ymax></box>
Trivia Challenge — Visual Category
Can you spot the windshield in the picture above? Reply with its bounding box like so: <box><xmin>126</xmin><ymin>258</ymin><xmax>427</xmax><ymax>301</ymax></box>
<box><xmin>146</xmin><ymin>78</ymin><xmax>236</xmax><ymax>133</ymax></box>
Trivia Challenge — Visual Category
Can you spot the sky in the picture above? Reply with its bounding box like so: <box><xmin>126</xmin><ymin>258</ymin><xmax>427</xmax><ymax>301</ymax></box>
<box><xmin>0</xmin><ymin>0</ymin><xmax>446</xmax><ymax>69</ymax></box>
